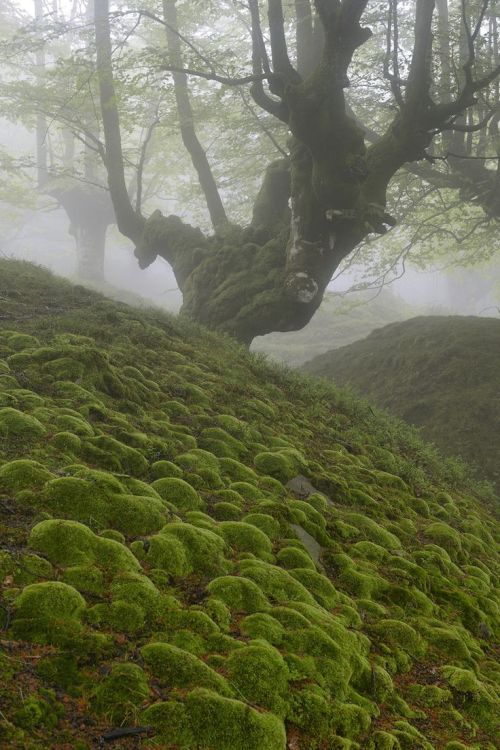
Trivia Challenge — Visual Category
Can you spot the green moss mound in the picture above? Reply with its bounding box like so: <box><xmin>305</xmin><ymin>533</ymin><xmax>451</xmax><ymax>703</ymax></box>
<box><xmin>302</xmin><ymin>315</ymin><xmax>500</xmax><ymax>490</ymax></box>
<box><xmin>0</xmin><ymin>261</ymin><xmax>498</xmax><ymax>750</ymax></box>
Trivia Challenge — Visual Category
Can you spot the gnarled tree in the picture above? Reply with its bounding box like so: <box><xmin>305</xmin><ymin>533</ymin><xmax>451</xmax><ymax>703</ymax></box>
<box><xmin>95</xmin><ymin>0</ymin><xmax>500</xmax><ymax>344</ymax></box>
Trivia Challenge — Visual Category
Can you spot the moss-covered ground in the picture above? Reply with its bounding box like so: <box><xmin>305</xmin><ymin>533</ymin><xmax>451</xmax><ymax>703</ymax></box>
<box><xmin>0</xmin><ymin>261</ymin><xmax>498</xmax><ymax>749</ymax></box>
<box><xmin>302</xmin><ymin>315</ymin><xmax>500</xmax><ymax>492</ymax></box>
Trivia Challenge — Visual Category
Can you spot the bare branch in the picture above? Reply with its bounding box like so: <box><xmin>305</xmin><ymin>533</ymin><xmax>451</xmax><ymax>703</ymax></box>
<box><xmin>136</xmin><ymin>115</ymin><xmax>159</xmax><ymax>213</ymax></box>
<box><xmin>160</xmin><ymin>64</ymin><xmax>268</xmax><ymax>87</ymax></box>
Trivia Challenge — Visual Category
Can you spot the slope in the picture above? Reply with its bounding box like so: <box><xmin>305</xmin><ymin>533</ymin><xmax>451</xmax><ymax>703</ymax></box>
<box><xmin>302</xmin><ymin>316</ymin><xmax>500</xmax><ymax>491</ymax></box>
<box><xmin>0</xmin><ymin>262</ymin><xmax>498</xmax><ymax>750</ymax></box>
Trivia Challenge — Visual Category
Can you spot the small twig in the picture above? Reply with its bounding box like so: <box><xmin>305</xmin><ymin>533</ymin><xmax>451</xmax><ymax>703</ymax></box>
<box><xmin>99</xmin><ymin>726</ymin><xmax>152</xmax><ymax>743</ymax></box>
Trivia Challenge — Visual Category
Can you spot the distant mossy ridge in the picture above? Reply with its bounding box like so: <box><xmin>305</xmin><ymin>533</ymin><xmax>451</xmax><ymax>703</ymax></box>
<box><xmin>0</xmin><ymin>261</ymin><xmax>498</xmax><ymax>749</ymax></box>
<box><xmin>302</xmin><ymin>315</ymin><xmax>500</xmax><ymax>491</ymax></box>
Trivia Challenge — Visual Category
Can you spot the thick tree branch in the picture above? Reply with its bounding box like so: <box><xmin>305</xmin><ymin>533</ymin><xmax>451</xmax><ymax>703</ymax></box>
<box><xmin>249</xmin><ymin>0</ymin><xmax>289</xmax><ymax>122</ymax></box>
<box><xmin>268</xmin><ymin>0</ymin><xmax>300</xmax><ymax>88</ymax></box>
<box><xmin>294</xmin><ymin>0</ymin><xmax>315</xmax><ymax>77</ymax></box>
<box><xmin>160</xmin><ymin>65</ymin><xmax>268</xmax><ymax>87</ymax></box>
<box><xmin>94</xmin><ymin>0</ymin><xmax>144</xmax><ymax>243</ymax></box>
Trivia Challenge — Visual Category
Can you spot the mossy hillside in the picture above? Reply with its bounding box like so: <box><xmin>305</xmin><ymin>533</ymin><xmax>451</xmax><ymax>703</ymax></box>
<box><xmin>0</xmin><ymin>260</ymin><xmax>498</xmax><ymax>750</ymax></box>
<box><xmin>302</xmin><ymin>315</ymin><xmax>500</xmax><ymax>491</ymax></box>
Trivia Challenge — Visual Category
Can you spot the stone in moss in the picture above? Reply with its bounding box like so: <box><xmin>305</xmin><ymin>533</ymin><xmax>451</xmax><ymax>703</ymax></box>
<box><xmin>226</xmin><ymin>642</ymin><xmax>289</xmax><ymax>714</ymax></box>
<box><xmin>0</xmin><ymin>407</ymin><xmax>46</xmax><ymax>441</ymax></box>
<box><xmin>141</xmin><ymin>642</ymin><xmax>230</xmax><ymax>695</ymax></box>
<box><xmin>151</xmin><ymin>459</ymin><xmax>183</xmax><ymax>479</ymax></box>
<box><xmin>240</xmin><ymin>612</ymin><xmax>285</xmax><ymax>645</ymax></box>
<box><xmin>161</xmin><ymin>522</ymin><xmax>228</xmax><ymax>575</ymax></box>
<box><xmin>151</xmin><ymin>477</ymin><xmax>203</xmax><ymax>511</ymax></box>
<box><xmin>0</xmin><ymin>459</ymin><xmax>54</xmax><ymax>493</ymax></box>
<box><xmin>219</xmin><ymin>521</ymin><xmax>273</xmax><ymax>559</ymax></box>
<box><xmin>91</xmin><ymin>662</ymin><xmax>150</xmax><ymax>724</ymax></box>
<box><xmin>244</xmin><ymin>513</ymin><xmax>281</xmax><ymax>539</ymax></box>
<box><xmin>143</xmin><ymin>687</ymin><xmax>286</xmax><ymax>750</ymax></box>
<box><xmin>12</xmin><ymin>581</ymin><xmax>85</xmax><ymax>645</ymax></box>
<box><xmin>207</xmin><ymin>576</ymin><xmax>269</xmax><ymax>613</ymax></box>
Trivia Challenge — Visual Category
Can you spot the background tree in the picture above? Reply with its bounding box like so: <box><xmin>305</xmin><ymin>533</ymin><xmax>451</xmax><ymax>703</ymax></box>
<box><xmin>93</xmin><ymin>0</ymin><xmax>500</xmax><ymax>344</ymax></box>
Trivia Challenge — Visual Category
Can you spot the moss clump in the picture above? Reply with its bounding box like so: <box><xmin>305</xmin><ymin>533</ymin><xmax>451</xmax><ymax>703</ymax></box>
<box><xmin>240</xmin><ymin>613</ymin><xmax>285</xmax><ymax>645</ymax></box>
<box><xmin>213</xmin><ymin>501</ymin><xmax>242</xmax><ymax>520</ymax></box>
<box><xmin>151</xmin><ymin>459</ymin><xmax>183</xmax><ymax>478</ymax></box>
<box><xmin>425</xmin><ymin>522</ymin><xmax>462</xmax><ymax>558</ymax></box>
<box><xmin>226</xmin><ymin>642</ymin><xmax>289</xmax><ymax>714</ymax></box>
<box><xmin>160</xmin><ymin>523</ymin><xmax>228</xmax><ymax>575</ymax></box>
<box><xmin>39</xmin><ymin>477</ymin><xmax>166</xmax><ymax>535</ymax></box>
<box><xmin>91</xmin><ymin>662</ymin><xmax>150</xmax><ymax>724</ymax></box>
<box><xmin>0</xmin><ymin>459</ymin><xmax>54</xmax><ymax>492</ymax></box>
<box><xmin>141</xmin><ymin>642</ymin><xmax>230</xmax><ymax>695</ymax></box>
<box><xmin>82</xmin><ymin>434</ymin><xmax>148</xmax><ymax>476</ymax></box>
<box><xmin>369</xmin><ymin>619</ymin><xmax>425</xmax><ymax>658</ymax></box>
<box><xmin>219</xmin><ymin>521</ymin><xmax>273</xmax><ymax>558</ymax></box>
<box><xmin>245</xmin><ymin>513</ymin><xmax>281</xmax><ymax>539</ymax></box>
<box><xmin>12</xmin><ymin>690</ymin><xmax>63</xmax><ymax>730</ymax></box>
<box><xmin>239</xmin><ymin>559</ymin><xmax>316</xmax><ymax>606</ymax></box>
<box><xmin>277</xmin><ymin>546</ymin><xmax>316</xmax><ymax>570</ymax></box>
<box><xmin>254</xmin><ymin>449</ymin><xmax>305</xmax><ymax>483</ymax></box>
<box><xmin>207</xmin><ymin>576</ymin><xmax>269</xmax><ymax>613</ymax></box>
<box><xmin>144</xmin><ymin>533</ymin><xmax>190</xmax><ymax>577</ymax></box>
<box><xmin>142</xmin><ymin>687</ymin><xmax>286</xmax><ymax>750</ymax></box>
<box><xmin>0</xmin><ymin>407</ymin><xmax>46</xmax><ymax>441</ymax></box>
<box><xmin>151</xmin><ymin>477</ymin><xmax>203</xmax><ymax>510</ymax></box>
<box><xmin>12</xmin><ymin>581</ymin><xmax>85</xmax><ymax>644</ymax></box>
<box><xmin>29</xmin><ymin>519</ymin><xmax>140</xmax><ymax>574</ymax></box>
<box><xmin>51</xmin><ymin>431</ymin><xmax>82</xmax><ymax>453</ymax></box>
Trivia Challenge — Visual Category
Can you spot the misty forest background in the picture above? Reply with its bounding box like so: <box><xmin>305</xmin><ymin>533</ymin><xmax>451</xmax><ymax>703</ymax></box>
<box><xmin>0</xmin><ymin>0</ymin><xmax>499</xmax><ymax>359</ymax></box>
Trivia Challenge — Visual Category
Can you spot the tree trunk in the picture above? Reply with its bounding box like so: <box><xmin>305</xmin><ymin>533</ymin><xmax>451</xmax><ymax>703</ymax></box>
<box><xmin>44</xmin><ymin>180</ymin><xmax>113</xmax><ymax>285</ymax></box>
<box><xmin>70</xmin><ymin>219</ymin><xmax>107</xmax><ymax>284</ymax></box>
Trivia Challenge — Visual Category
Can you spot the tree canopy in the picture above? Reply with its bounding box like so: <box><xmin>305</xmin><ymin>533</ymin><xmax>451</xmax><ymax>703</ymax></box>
<box><xmin>2</xmin><ymin>0</ymin><xmax>500</xmax><ymax>342</ymax></box>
